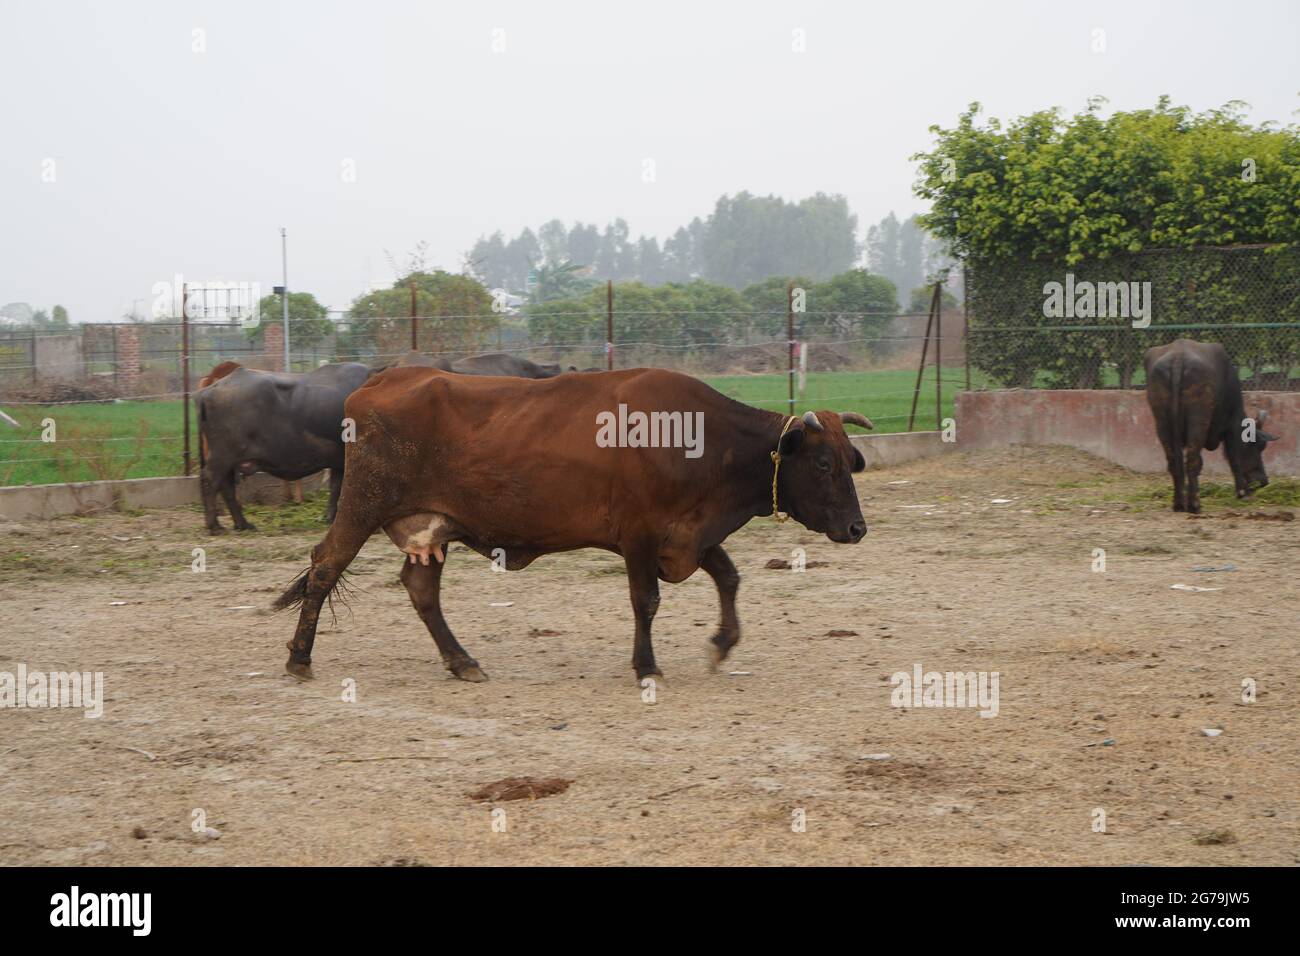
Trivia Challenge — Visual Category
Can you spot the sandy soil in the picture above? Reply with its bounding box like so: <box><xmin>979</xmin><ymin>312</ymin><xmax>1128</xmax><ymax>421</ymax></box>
<box><xmin>1</xmin><ymin>446</ymin><xmax>1297</xmax><ymax>866</ymax></box>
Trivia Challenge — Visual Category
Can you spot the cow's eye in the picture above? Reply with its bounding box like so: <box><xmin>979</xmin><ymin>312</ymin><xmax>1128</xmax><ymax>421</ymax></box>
<box><xmin>816</xmin><ymin>457</ymin><xmax>831</xmax><ymax>473</ymax></box>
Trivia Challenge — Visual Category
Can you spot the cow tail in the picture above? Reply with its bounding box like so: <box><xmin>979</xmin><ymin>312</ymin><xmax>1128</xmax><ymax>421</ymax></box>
<box><xmin>272</xmin><ymin>562</ymin><xmax>357</xmax><ymax>616</ymax></box>
<box><xmin>273</xmin><ymin>568</ymin><xmax>312</xmax><ymax>611</ymax></box>
<box><xmin>196</xmin><ymin>395</ymin><xmax>207</xmax><ymax>473</ymax></box>
<box><xmin>1168</xmin><ymin>354</ymin><xmax>1185</xmax><ymax>486</ymax></box>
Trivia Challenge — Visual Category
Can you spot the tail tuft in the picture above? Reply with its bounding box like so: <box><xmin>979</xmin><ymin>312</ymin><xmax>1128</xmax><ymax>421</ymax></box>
<box><xmin>273</xmin><ymin>568</ymin><xmax>311</xmax><ymax>611</ymax></box>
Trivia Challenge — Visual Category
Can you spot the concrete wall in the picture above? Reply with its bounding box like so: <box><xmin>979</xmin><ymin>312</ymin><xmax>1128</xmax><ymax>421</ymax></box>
<box><xmin>34</xmin><ymin>334</ymin><xmax>84</xmax><ymax>381</ymax></box>
<box><xmin>850</xmin><ymin>430</ymin><xmax>952</xmax><ymax>470</ymax></box>
<box><xmin>0</xmin><ymin>471</ymin><xmax>328</xmax><ymax>521</ymax></box>
<box><xmin>955</xmin><ymin>389</ymin><xmax>1299</xmax><ymax>477</ymax></box>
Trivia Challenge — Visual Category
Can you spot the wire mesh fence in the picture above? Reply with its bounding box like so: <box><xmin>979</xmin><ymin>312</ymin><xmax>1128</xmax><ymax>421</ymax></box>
<box><xmin>965</xmin><ymin>244</ymin><xmax>1300</xmax><ymax>390</ymax></box>
<box><xmin>0</xmin><ymin>293</ymin><xmax>966</xmax><ymax>487</ymax></box>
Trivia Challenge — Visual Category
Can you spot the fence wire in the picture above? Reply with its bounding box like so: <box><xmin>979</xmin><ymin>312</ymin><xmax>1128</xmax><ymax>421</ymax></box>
<box><xmin>965</xmin><ymin>245</ymin><xmax>1300</xmax><ymax>390</ymax></box>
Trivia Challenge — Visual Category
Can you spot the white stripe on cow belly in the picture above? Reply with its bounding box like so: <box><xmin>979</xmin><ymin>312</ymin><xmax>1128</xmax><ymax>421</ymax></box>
<box><xmin>383</xmin><ymin>513</ymin><xmax>459</xmax><ymax>566</ymax></box>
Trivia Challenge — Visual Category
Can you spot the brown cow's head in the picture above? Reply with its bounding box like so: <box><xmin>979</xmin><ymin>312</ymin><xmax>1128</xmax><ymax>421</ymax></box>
<box><xmin>776</xmin><ymin>410</ymin><xmax>869</xmax><ymax>543</ymax></box>
<box><xmin>1235</xmin><ymin>408</ymin><xmax>1279</xmax><ymax>497</ymax></box>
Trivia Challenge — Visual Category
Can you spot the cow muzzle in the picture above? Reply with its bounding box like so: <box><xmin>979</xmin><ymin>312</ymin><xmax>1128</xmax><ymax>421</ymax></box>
<box><xmin>828</xmin><ymin>519</ymin><xmax>867</xmax><ymax>544</ymax></box>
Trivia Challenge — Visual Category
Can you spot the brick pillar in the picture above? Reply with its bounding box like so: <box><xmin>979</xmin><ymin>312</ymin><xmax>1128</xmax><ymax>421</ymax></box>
<box><xmin>263</xmin><ymin>322</ymin><xmax>284</xmax><ymax>372</ymax></box>
<box><xmin>115</xmin><ymin>324</ymin><xmax>141</xmax><ymax>394</ymax></box>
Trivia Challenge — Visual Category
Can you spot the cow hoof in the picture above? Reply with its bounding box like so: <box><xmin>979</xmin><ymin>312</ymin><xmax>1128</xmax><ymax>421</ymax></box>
<box><xmin>707</xmin><ymin>634</ymin><xmax>735</xmax><ymax>671</ymax></box>
<box><xmin>207</xmin><ymin>525</ymin><xmax>227</xmax><ymax>536</ymax></box>
<box><xmin>285</xmin><ymin>660</ymin><xmax>315</xmax><ymax>681</ymax></box>
<box><xmin>235</xmin><ymin>523</ymin><xmax>257</xmax><ymax>533</ymax></box>
<box><xmin>451</xmin><ymin>662</ymin><xmax>488</xmax><ymax>682</ymax></box>
<box><xmin>636</xmin><ymin>669</ymin><xmax>665</xmax><ymax>686</ymax></box>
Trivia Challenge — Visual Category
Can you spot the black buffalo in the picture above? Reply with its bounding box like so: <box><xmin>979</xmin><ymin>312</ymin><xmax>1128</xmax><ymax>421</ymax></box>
<box><xmin>393</xmin><ymin>350</ymin><xmax>564</xmax><ymax>378</ymax></box>
<box><xmin>194</xmin><ymin>362</ymin><xmax>371</xmax><ymax>533</ymax></box>
<box><xmin>1144</xmin><ymin>339</ymin><xmax>1279</xmax><ymax>513</ymax></box>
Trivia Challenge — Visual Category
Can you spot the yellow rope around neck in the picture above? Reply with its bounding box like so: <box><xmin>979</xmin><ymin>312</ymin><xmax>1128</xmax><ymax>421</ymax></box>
<box><xmin>770</xmin><ymin>415</ymin><xmax>798</xmax><ymax>522</ymax></box>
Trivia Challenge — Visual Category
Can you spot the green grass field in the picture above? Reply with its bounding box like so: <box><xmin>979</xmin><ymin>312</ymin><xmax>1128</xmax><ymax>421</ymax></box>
<box><xmin>0</xmin><ymin>399</ymin><xmax>185</xmax><ymax>486</ymax></box>
<box><xmin>702</xmin><ymin>366</ymin><xmax>969</xmax><ymax>433</ymax></box>
<box><xmin>0</xmin><ymin>366</ymin><xmax>968</xmax><ymax>486</ymax></box>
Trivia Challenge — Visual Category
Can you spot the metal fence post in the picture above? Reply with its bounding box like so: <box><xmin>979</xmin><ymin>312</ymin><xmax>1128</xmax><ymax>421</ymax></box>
<box><xmin>410</xmin><ymin>283</ymin><xmax>418</xmax><ymax>352</ymax></box>
<box><xmin>182</xmin><ymin>284</ymin><xmax>192</xmax><ymax>477</ymax></box>
<box><xmin>935</xmin><ymin>281</ymin><xmax>943</xmax><ymax>430</ymax></box>
<box><xmin>963</xmin><ymin>261</ymin><xmax>971</xmax><ymax>392</ymax></box>
<box><xmin>787</xmin><ymin>280</ymin><xmax>795</xmax><ymax>415</ymax></box>
<box><xmin>606</xmin><ymin>280</ymin><xmax>614</xmax><ymax>370</ymax></box>
<box><xmin>908</xmin><ymin>284</ymin><xmax>939</xmax><ymax>432</ymax></box>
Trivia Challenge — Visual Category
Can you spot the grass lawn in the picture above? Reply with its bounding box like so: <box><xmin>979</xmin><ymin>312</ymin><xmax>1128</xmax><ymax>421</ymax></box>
<box><xmin>0</xmin><ymin>399</ymin><xmax>187</xmax><ymax>486</ymax></box>
<box><xmin>0</xmin><ymin>367</ymin><xmax>972</xmax><ymax>486</ymax></box>
<box><xmin>702</xmin><ymin>366</ymin><xmax>972</xmax><ymax>433</ymax></box>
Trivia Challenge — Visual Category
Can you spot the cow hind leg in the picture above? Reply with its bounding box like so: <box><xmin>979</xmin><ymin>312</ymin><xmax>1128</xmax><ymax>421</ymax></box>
<box><xmin>323</xmin><ymin>469</ymin><xmax>344</xmax><ymax>523</ymax></box>
<box><xmin>1154</xmin><ymin>423</ymin><xmax>1185</xmax><ymax>512</ymax></box>
<box><xmin>400</xmin><ymin>557</ymin><xmax>486</xmax><ymax>682</ymax></box>
<box><xmin>1184</xmin><ymin>446</ymin><xmax>1204</xmax><ymax>514</ymax></box>
<box><xmin>220</xmin><ymin>474</ymin><xmax>256</xmax><ymax>532</ymax></box>
<box><xmin>700</xmin><ymin>544</ymin><xmax>741</xmax><ymax>669</ymax></box>
<box><xmin>200</xmin><ymin>463</ymin><xmax>231</xmax><ymax>534</ymax></box>
<box><xmin>274</xmin><ymin>518</ymin><xmax>374</xmax><ymax>680</ymax></box>
<box><xmin>624</xmin><ymin>545</ymin><xmax>664</xmax><ymax>682</ymax></box>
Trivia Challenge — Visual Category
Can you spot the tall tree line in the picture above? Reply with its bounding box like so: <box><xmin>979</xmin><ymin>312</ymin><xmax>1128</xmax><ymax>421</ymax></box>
<box><xmin>864</xmin><ymin>212</ymin><xmax>955</xmax><ymax>311</ymax></box>
<box><xmin>466</xmin><ymin>192</ymin><xmax>861</xmax><ymax>293</ymax></box>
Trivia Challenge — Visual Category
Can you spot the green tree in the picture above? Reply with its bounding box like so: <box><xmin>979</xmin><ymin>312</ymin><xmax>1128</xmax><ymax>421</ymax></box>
<box><xmin>530</xmin><ymin>260</ymin><xmax>595</xmax><ymax>303</ymax></box>
<box><xmin>246</xmin><ymin>291</ymin><xmax>333</xmax><ymax>347</ymax></box>
<box><xmin>914</xmin><ymin>98</ymin><xmax>1300</xmax><ymax>385</ymax></box>
<box><xmin>344</xmin><ymin>271</ymin><xmax>497</xmax><ymax>361</ymax></box>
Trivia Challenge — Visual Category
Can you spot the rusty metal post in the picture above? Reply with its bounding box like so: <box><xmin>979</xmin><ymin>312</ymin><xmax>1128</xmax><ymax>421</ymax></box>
<box><xmin>410</xmin><ymin>282</ymin><xmax>418</xmax><ymax>352</ymax></box>
<box><xmin>963</xmin><ymin>261</ymin><xmax>971</xmax><ymax>392</ymax></box>
<box><xmin>907</xmin><ymin>285</ymin><xmax>939</xmax><ymax>432</ymax></box>
<box><xmin>182</xmin><ymin>283</ymin><xmax>192</xmax><ymax>476</ymax></box>
<box><xmin>787</xmin><ymin>280</ymin><xmax>795</xmax><ymax>415</ymax></box>
<box><xmin>606</xmin><ymin>280</ymin><xmax>614</xmax><ymax>370</ymax></box>
<box><xmin>935</xmin><ymin>281</ymin><xmax>943</xmax><ymax>430</ymax></box>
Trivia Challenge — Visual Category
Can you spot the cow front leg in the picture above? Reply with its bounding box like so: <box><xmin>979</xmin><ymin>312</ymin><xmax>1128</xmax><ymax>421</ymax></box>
<box><xmin>399</xmin><ymin>555</ymin><xmax>486</xmax><ymax>682</ymax></box>
<box><xmin>700</xmin><ymin>544</ymin><xmax>741</xmax><ymax>669</ymax></box>
<box><xmin>624</xmin><ymin>548</ymin><xmax>663</xmax><ymax>682</ymax></box>
<box><xmin>1184</xmin><ymin>446</ymin><xmax>1204</xmax><ymax>514</ymax></box>
<box><xmin>323</xmin><ymin>468</ymin><xmax>343</xmax><ymax>523</ymax></box>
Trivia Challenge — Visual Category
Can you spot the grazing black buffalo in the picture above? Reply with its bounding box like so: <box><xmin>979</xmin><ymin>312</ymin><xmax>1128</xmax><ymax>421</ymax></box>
<box><xmin>394</xmin><ymin>350</ymin><xmax>563</xmax><ymax>378</ymax></box>
<box><xmin>1144</xmin><ymin>339</ymin><xmax>1279</xmax><ymax>513</ymax></box>
<box><xmin>194</xmin><ymin>362</ymin><xmax>371</xmax><ymax>533</ymax></box>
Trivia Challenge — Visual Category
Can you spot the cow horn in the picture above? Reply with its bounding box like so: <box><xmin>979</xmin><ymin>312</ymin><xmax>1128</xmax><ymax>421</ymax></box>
<box><xmin>801</xmin><ymin>410</ymin><xmax>824</xmax><ymax>432</ymax></box>
<box><xmin>839</xmin><ymin>411</ymin><xmax>874</xmax><ymax>430</ymax></box>
<box><xmin>1259</xmin><ymin>431</ymin><xmax>1280</xmax><ymax>443</ymax></box>
<box><xmin>1258</xmin><ymin>408</ymin><xmax>1269</xmax><ymax>423</ymax></box>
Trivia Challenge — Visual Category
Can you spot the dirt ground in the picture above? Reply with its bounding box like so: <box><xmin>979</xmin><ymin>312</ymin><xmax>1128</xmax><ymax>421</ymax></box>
<box><xmin>2</xmin><ymin>445</ymin><xmax>1297</xmax><ymax>866</ymax></box>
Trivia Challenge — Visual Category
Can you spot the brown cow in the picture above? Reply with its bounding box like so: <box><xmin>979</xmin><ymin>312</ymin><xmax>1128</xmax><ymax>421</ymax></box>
<box><xmin>196</xmin><ymin>361</ymin><xmax>303</xmax><ymax>506</ymax></box>
<box><xmin>275</xmin><ymin>366</ymin><xmax>871</xmax><ymax>684</ymax></box>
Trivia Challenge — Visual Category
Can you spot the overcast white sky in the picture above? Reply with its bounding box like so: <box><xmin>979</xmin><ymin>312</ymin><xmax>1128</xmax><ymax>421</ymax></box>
<box><xmin>2</xmin><ymin>0</ymin><xmax>1298</xmax><ymax>320</ymax></box>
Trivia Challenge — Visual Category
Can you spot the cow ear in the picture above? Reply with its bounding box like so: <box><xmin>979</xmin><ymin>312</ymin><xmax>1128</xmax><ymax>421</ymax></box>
<box><xmin>851</xmin><ymin>446</ymin><xmax>866</xmax><ymax>473</ymax></box>
<box><xmin>778</xmin><ymin>426</ymin><xmax>805</xmax><ymax>457</ymax></box>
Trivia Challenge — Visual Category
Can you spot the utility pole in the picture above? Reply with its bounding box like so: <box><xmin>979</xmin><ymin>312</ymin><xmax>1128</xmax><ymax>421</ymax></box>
<box><xmin>280</xmin><ymin>228</ymin><xmax>290</xmax><ymax>371</ymax></box>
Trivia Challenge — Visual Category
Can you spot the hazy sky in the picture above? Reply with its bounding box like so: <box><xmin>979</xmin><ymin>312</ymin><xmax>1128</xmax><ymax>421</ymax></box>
<box><xmin>3</xmin><ymin>0</ymin><xmax>1297</xmax><ymax>320</ymax></box>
